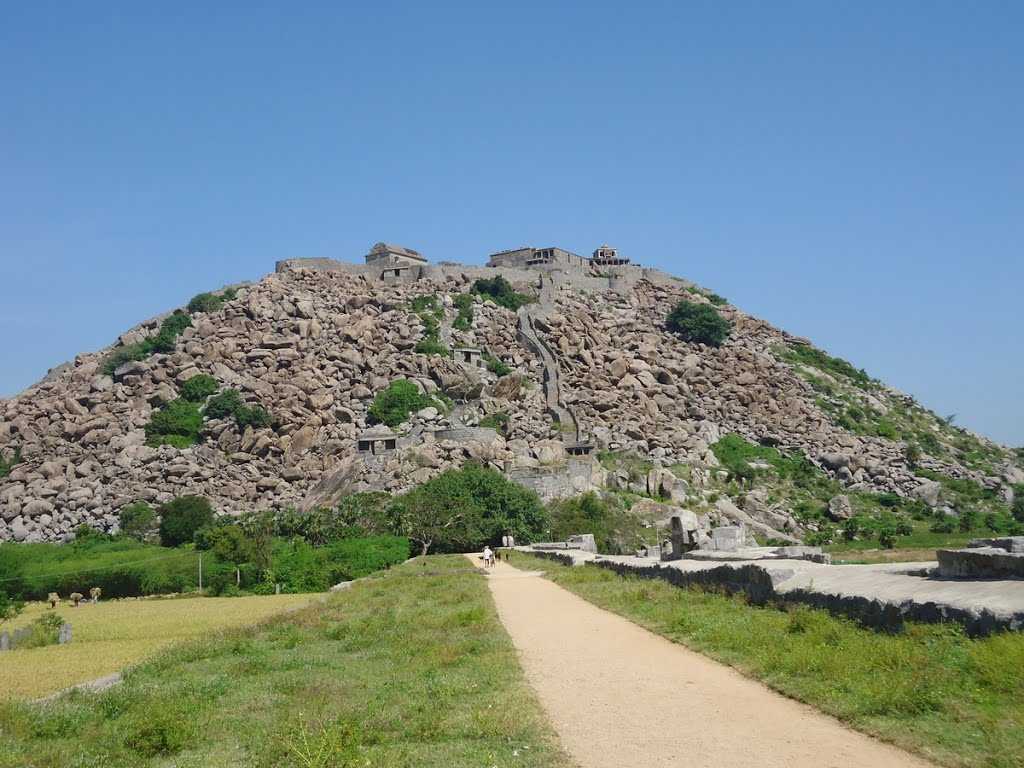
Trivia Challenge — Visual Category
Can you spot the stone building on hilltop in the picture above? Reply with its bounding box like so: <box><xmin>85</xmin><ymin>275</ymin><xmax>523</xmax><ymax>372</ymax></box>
<box><xmin>487</xmin><ymin>246</ymin><xmax>590</xmax><ymax>270</ymax></box>
<box><xmin>364</xmin><ymin>242</ymin><xmax>427</xmax><ymax>267</ymax></box>
<box><xmin>591</xmin><ymin>244</ymin><xmax>630</xmax><ymax>266</ymax></box>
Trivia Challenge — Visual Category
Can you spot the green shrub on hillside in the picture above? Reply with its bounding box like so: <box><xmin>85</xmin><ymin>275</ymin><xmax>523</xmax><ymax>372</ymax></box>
<box><xmin>411</xmin><ymin>295</ymin><xmax>449</xmax><ymax>356</ymax></box>
<box><xmin>119</xmin><ymin>501</ymin><xmax>158</xmax><ymax>542</ymax></box>
<box><xmin>414</xmin><ymin>338</ymin><xmax>449</xmax><ymax>356</ymax></box>
<box><xmin>0</xmin><ymin>447</ymin><xmax>21</xmax><ymax>479</ymax></box>
<box><xmin>471</xmin><ymin>276</ymin><xmax>534</xmax><ymax>311</ymax></box>
<box><xmin>159</xmin><ymin>496</ymin><xmax>215</xmax><ymax>547</ymax></box>
<box><xmin>203</xmin><ymin>388</ymin><xmax>271</xmax><ymax>430</ymax></box>
<box><xmin>235</xmin><ymin>404</ymin><xmax>271</xmax><ymax>430</ymax></box>
<box><xmin>686</xmin><ymin>286</ymin><xmax>728</xmax><ymax>306</ymax></box>
<box><xmin>204</xmin><ymin>389</ymin><xmax>244</xmax><ymax>420</ymax></box>
<box><xmin>483</xmin><ymin>353</ymin><xmax>511</xmax><ymax>377</ymax></box>
<box><xmin>453</xmin><ymin>292</ymin><xmax>474</xmax><ymax>330</ymax></box>
<box><xmin>368</xmin><ymin>380</ymin><xmax>437</xmax><ymax>427</ymax></box>
<box><xmin>666</xmin><ymin>300</ymin><xmax>731</xmax><ymax>347</ymax></box>
<box><xmin>179</xmin><ymin>374</ymin><xmax>218</xmax><ymax>402</ymax></box>
<box><xmin>478</xmin><ymin>411</ymin><xmax>510</xmax><ymax>434</ymax></box>
<box><xmin>778</xmin><ymin>343</ymin><xmax>871</xmax><ymax>389</ymax></box>
<box><xmin>102</xmin><ymin>311</ymin><xmax>193</xmax><ymax>375</ymax></box>
<box><xmin>187</xmin><ymin>287</ymin><xmax>237</xmax><ymax>314</ymax></box>
<box><xmin>548</xmin><ymin>492</ymin><xmax>646</xmax><ymax>554</ymax></box>
<box><xmin>145</xmin><ymin>399</ymin><xmax>203</xmax><ymax>447</ymax></box>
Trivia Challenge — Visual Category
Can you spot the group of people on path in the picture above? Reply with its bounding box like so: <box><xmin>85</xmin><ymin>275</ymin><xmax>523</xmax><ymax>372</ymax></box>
<box><xmin>481</xmin><ymin>535</ymin><xmax>515</xmax><ymax>569</ymax></box>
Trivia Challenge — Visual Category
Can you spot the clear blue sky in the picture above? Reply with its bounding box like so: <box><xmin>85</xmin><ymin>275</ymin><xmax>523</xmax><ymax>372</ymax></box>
<box><xmin>2</xmin><ymin>2</ymin><xmax>1021</xmax><ymax>446</ymax></box>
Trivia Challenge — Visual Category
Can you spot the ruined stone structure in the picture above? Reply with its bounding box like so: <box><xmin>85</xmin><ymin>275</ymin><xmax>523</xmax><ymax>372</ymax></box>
<box><xmin>591</xmin><ymin>244</ymin><xmax>630</xmax><ymax>266</ymax></box>
<box><xmin>452</xmin><ymin>347</ymin><xmax>485</xmax><ymax>370</ymax></box>
<box><xmin>364</xmin><ymin>242</ymin><xmax>427</xmax><ymax>267</ymax></box>
<box><xmin>356</xmin><ymin>426</ymin><xmax>402</xmax><ymax>457</ymax></box>
<box><xmin>487</xmin><ymin>246</ymin><xmax>590</xmax><ymax>270</ymax></box>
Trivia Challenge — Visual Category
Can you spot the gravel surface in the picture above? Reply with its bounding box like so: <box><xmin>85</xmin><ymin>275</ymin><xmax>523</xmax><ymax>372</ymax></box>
<box><xmin>476</xmin><ymin>556</ymin><xmax>936</xmax><ymax>768</ymax></box>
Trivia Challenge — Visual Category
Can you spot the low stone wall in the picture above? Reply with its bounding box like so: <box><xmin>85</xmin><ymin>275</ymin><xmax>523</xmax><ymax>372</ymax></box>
<box><xmin>537</xmin><ymin>554</ymin><xmax>1024</xmax><ymax>636</ymax></box>
<box><xmin>432</xmin><ymin>426</ymin><xmax>500</xmax><ymax>444</ymax></box>
<box><xmin>519</xmin><ymin>548</ymin><xmax>583</xmax><ymax>568</ymax></box>
<box><xmin>507</xmin><ymin>458</ymin><xmax>601</xmax><ymax>501</ymax></box>
<box><xmin>593</xmin><ymin>559</ymin><xmax>783</xmax><ymax>607</ymax></box>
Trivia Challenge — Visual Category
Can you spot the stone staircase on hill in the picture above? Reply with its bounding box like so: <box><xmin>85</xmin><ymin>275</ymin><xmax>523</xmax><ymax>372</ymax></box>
<box><xmin>517</xmin><ymin>275</ymin><xmax>587</xmax><ymax>447</ymax></box>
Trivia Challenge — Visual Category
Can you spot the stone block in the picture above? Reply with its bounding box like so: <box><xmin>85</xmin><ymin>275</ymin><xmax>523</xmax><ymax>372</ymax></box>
<box><xmin>710</xmin><ymin>525</ymin><xmax>743</xmax><ymax>552</ymax></box>
<box><xmin>937</xmin><ymin>547</ymin><xmax>1024</xmax><ymax>579</ymax></box>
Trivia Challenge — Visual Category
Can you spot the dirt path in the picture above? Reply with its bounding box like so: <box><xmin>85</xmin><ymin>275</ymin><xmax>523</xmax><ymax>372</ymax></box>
<box><xmin>474</xmin><ymin>555</ymin><xmax>936</xmax><ymax>768</ymax></box>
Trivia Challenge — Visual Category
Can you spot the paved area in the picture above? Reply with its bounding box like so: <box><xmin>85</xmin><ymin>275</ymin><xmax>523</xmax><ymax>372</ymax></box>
<box><xmin>475</xmin><ymin>555</ymin><xmax>936</xmax><ymax>768</ymax></box>
<box><xmin>540</xmin><ymin>549</ymin><xmax>1024</xmax><ymax>632</ymax></box>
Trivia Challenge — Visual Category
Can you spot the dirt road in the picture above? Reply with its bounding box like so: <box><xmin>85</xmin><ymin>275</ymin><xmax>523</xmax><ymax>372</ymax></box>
<box><xmin>474</xmin><ymin>556</ymin><xmax>935</xmax><ymax>768</ymax></box>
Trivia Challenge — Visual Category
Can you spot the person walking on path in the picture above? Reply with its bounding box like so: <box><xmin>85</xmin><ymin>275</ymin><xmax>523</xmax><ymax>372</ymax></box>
<box><xmin>482</xmin><ymin>545</ymin><xmax>494</xmax><ymax>568</ymax></box>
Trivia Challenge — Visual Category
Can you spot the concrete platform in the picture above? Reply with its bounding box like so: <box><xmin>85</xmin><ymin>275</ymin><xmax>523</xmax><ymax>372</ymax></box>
<box><xmin>520</xmin><ymin>548</ymin><xmax>1024</xmax><ymax>636</ymax></box>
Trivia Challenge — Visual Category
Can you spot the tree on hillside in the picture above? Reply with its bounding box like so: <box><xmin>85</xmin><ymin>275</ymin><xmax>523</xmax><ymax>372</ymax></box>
<box><xmin>666</xmin><ymin>300</ymin><xmax>731</xmax><ymax>347</ymax></box>
<box><xmin>159</xmin><ymin>495</ymin><xmax>215</xmax><ymax>547</ymax></box>
<box><xmin>200</xmin><ymin>524</ymin><xmax>255</xmax><ymax>587</ymax></box>
<box><xmin>119</xmin><ymin>501</ymin><xmax>158</xmax><ymax>542</ymax></box>
<box><xmin>387</xmin><ymin>465</ymin><xmax>546</xmax><ymax>555</ymax></box>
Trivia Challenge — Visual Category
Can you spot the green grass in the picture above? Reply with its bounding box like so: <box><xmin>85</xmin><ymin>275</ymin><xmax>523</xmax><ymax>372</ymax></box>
<box><xmin>0</xmin><ymin>556</ymin><xmax>570</xmax><ymax>768</ymax></box>
<box><xmin>507</xmin><ymin>551</ymin><xmax>1024</xmax><ymax>768</ymax></box>
<box><xmin>775</xmin><ymin>342</ymin><xmax>872</xmax><ymax>389</ymax></box>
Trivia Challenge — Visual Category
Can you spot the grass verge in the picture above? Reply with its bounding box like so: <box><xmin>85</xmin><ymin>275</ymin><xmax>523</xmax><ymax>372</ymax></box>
<box><xmin>507</xmin><ymin>551</ymin><xmax>1024</xmax><ymax>768</ymax></box>
<box><xmin>0</xmin><ymin>556</ymin><xmax>570</xmax><ymax>768</ymax></box>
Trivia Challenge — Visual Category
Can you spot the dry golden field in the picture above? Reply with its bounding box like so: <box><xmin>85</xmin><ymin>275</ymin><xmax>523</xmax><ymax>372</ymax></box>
<box><xmin>0</xmin><ymin>593</ymin><xmax>316</xmax><ymax>699</ymax></box>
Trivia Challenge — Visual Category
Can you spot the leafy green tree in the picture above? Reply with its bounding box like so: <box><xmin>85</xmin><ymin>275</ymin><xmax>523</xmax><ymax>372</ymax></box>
<box><xmin>200</xmin><ymin>525</ymin><xmax>254</xmax><ymax>586</ymax></box>
<box><xmin>666</xmin><ymin>300</ymin><xmax>731</xmax><ymax>346</ymax></box>
<box><xmin>180</xmin><ymin>374</ymin><xmax>218</xmax><ymax>402</ymax></box>
<box><xmin>368</xmin><ymin>380</ymin><xmax>436</xmax><ymax>427</ymax></box>
<box><xmin>387</xmin><ymin>465</ymin><xmax>546</xmax><ymax>554</ymax></box>
<box><xmin>548</xmin><ymin>492</ymin><xmax>646</xmax><ymax>554</ymax></box>
<box><xmin>159</xmin><ymin>496</ymin><xmax>215</xmax><ymax>547</ymax></box>
<box><xmin>119</xmin><ymin>502</ymin><xmax>158</xmax><ymax>542</ymax></box>
<box><xmin>145</xmin><ymin>399</ymin><xmax>203</xmax><ymax>447</ymax></box>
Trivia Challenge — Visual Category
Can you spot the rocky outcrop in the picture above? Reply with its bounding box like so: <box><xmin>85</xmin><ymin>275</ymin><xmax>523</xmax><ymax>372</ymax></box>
<box><xmin>0</xmin><ymin>258</ymin><xmax>1018</xmax><ymax>543</ymax></box>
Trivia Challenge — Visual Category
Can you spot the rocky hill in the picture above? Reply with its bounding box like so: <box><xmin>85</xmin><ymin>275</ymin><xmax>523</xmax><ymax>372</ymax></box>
<box><xmin>1</xmin><ymin>255</ymin><xmax>1021</xmax><ymax>544</ymax></box>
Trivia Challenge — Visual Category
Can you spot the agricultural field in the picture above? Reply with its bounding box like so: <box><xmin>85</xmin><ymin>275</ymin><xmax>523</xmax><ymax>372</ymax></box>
<box><xmin>0</xmin><ymin>556</ymin><xmax>568</xmax><ymax>768</ymax></box>
<box><xmin>0</xmin><ymin>593</ymin><xmax>314</xmax><ymax>699</ymax></box>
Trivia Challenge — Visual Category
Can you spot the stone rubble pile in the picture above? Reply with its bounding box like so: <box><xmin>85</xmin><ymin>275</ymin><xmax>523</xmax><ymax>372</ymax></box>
<box><xmin>0</xmin><ymin>262</ymin><xmax>1017</xmax><ymax>543</ymax></box>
